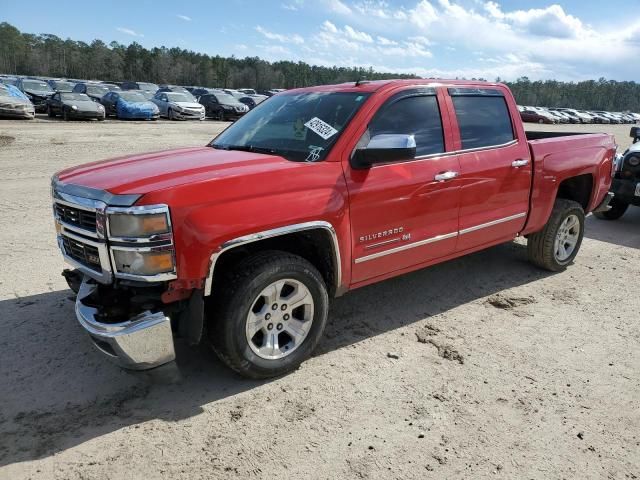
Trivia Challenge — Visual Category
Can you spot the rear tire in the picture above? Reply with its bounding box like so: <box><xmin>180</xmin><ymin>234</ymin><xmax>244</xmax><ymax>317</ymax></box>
<box><xmin>63</xmin><ymin>109</ymin><xmax>69</xmax><ymax>121</ymax></box>
<box><xmin>208</xmin><ymin>251</ymin><xmax>329</xmax><ymax>379</ymax></box>
<box><xmin>593</xmin><ymin>198</ymin><xmax>629</xmax><ymax>220</ymax></box>
<box><xmin>47</xmin><ymin>106</ymin><xmax>55</xmax><ymax>118</ymax></box>
<box><xmin>217</xmin><ymin>110</ymin><xmax>225</xmax><ymax>121</ymax></box>
<box><xmin>527</xmin><ymin>199</ymin><xmax>585</xmax><ymax>272</ymax></box>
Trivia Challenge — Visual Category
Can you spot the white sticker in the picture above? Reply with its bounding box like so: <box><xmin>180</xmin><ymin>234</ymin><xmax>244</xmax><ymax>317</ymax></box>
<box><xmin>304</xmin><ymin>117</ymin><xmax>338</xmax><ymax>140</ymax></box>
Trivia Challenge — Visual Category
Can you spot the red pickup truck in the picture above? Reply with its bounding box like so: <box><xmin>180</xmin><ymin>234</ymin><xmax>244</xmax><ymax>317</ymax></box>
<box><xmin>52</xmin><ymin>79</ymin><xmax>616</xmax><ymax>378</ymax></box>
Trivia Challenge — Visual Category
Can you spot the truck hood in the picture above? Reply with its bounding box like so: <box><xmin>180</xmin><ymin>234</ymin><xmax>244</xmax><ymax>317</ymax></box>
<box><xmin>56</xmin><ymin>146</ymin><xmax>302</xmax><ymax>196</ymax></box>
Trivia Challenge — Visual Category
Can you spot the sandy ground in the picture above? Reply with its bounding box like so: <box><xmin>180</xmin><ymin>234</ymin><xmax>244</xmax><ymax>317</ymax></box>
<box><xmin>0</xmin><ymin>117</ymin><xmax>638</xmax><ymax>479</ymax></box>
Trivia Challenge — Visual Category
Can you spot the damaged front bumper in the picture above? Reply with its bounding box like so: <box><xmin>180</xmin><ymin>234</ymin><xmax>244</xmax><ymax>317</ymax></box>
<box><xmin>75</xmin><ymin>277</ymin><xmax>176</xmax><ymax>370</ymax></box>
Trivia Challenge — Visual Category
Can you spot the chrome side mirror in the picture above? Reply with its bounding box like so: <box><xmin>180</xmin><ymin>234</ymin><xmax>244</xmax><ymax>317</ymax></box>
<box><xmin>351</xmin><ymin>134</ymin><xmax>417</xmax><ymax>169</ymax></box>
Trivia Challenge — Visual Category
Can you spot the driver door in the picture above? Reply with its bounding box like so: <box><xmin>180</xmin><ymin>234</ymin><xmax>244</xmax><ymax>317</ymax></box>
<box><xmin>344</xmin><ymin>88</ymin><xmax>461</xmax><ymax>285</ymax></box>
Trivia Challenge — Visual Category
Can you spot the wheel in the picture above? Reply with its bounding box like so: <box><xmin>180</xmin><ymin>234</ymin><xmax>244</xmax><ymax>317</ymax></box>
<box><xmin>593</xmin><ymin>198</ymin><xmax>629</xmax><ymax>220</ymax></box>
<box><xmin>209</xmin><ymin>251</ymin><xmax>329</xmax><ymax>379</ymax></box>
<box><xmin>217</xmin><ymin>109</ymin><xmax>225</xmax><ymax>121</ymax></box>
<box><xmin>63</xmin><ymin>109</ymin><xmax>69</xmax><ymax>121</ymax></box>
<box><xmin>538</xmin><ymin>119</ymin><xmax>544</xmax><ymax>124</ymax></box>
<box><xmin>47</xmin><ymin>105</ymin><xmax>55</xmax><ymax>118</ymax></box>
<box><xmin>168</xmin><ymin>108</ymin><xmax>175</xmax><ymax>120</ymax></box>
<box><xmin>527</xmin><ymin>199</ymin><xmax>585</xmax><ymax>272</ymax></box>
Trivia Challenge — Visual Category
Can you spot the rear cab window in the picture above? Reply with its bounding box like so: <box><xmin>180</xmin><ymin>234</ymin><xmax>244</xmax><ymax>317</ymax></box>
<box><xmin>448</xmin><ymin>88</ymin><xmax>515</xmax><ymax>150</ymax></box>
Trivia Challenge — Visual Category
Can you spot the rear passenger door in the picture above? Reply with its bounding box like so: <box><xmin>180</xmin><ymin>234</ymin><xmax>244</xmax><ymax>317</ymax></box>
<box><xmin>447</xmin><ymin>88</ymin><xmax>531</xmax><ymax>252</ymax></box>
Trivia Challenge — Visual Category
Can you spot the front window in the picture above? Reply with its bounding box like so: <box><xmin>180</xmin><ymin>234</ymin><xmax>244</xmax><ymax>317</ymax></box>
<box><xmin>23</xmin><ymin>80</ymin><xmax>53</xmax><ymax>92</ymax></box>
<box><xmin>211</xmin><ymin>91</ymin><xmax>370</xmax><ymax>162</ymax></box>
<box><xmin>166</xmin><ymin>92</ymin><xmax>195</xmax><ymax>102</ymax></box>
<box><xmin>61</xmin><ymin>93</ymin><xmax>91</xmax><ymax>101</ymax></box>
<box><xmin>87</xmin><ymin>85</ymin><xmax>109</xmax><ymax>96</ymax></box>
<box><xmin>138</xmin><ymin>82</ymin><xmax>159</xmax><ymax>92</ymax></box>
<box><xmin>119</xmin><ymin>92</ymin><xmax>147</xmax><ymax>102</ymax></box>
<box><xmin>213</xmin><ymin>93</ymin><xmax>237</xmax><ymax>104</ymax></box>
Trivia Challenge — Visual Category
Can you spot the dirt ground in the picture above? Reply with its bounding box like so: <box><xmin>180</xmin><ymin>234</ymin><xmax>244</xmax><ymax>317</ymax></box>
<box><xmin>0</xmin><ymin>117</ymin><xmax>638</xmax><ymax>480</ymax></box>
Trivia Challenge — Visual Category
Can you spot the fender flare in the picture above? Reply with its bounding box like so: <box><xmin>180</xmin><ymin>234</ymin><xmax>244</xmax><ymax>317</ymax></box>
<box><xmin>203</xmin><ymin>221</ymin><xmax>343</xmax><ymax>297</ymax></box>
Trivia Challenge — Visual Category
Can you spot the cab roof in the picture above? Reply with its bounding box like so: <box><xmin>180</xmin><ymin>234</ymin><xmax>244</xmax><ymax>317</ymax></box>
<box><xmin>285</xmin><ymin>78</ymin><xmax>505</xmax><ymax>94</ymax></box>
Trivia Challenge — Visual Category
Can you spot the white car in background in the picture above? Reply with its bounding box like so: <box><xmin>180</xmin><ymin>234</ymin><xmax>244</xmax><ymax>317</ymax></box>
<box><xmin>151</xmin><ymin>91</ymin><xmax>205</xmax><ymax>120</ymax></box>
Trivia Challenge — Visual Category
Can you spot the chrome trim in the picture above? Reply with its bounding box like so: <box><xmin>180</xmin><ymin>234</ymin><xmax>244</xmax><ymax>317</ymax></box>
<box><xmin>458</xmin><ymin>212</ymin><xmax>527</xmax><ymax>235</ymax></box>
<box><xmin>354</xmin><ymin>212</ymin><xmax>528</xmax><ymax>264</ymax></box>
<box><xmin>76</xmin><ymin>278</ymin><xmax>175</xmax><ymax>370</ymax></box>
<box><xmin>364</xmin><ymin>237</ymin><xmax>401</xmax><ymax>250</ymax></box>
<box><xmin>203</xmin><ymin>221</ymin><xmax>342</xmax><ymax>297</ymax></box>
<box><xmin>52</xmin><ymin>176</ymin><xmax>141</xmax><ymax>207</ymax></box>
<box><xmin>355</xmin><ymin>231</ymin><xmax>458</xmax><ymax>264</ymax></box>
<box><xmin>58</xmin><ymin>230</ymin><xmax>113</xmax><ymax>283</ymax></box>
<box><xmin>454</xmin><ymin>139</ymin><xmax>518</xmax><ymax>156</ymax></box>
<box><xmin>593</xmin><ymin>192</ymin><xmax>614</xmax><ymax>213</ymax></box>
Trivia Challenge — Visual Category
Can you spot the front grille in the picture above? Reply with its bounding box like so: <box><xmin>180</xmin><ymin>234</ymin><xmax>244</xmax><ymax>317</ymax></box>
<box><xmin>62</xmin><ymin>236</ymin><xmax>101</xmax><ymax>271</ymax></box>
<box><xmin>55</xmin><ymin>203</ymin><xmax>97</xmax><ymax>232</ymax></box>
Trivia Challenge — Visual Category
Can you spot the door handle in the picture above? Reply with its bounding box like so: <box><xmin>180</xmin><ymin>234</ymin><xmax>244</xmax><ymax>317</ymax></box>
<box><xmin>434</xmin><ymin>171</ymin><xmax>459</xmax><ymax>182</ymax></box>
<box><xmin>512</xmin><ymin>159</ymin><xmax>530</xmax><ymax>168</ymax></box>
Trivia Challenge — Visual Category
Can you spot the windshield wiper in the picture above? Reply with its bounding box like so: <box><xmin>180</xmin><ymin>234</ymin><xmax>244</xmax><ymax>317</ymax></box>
<box><xmin>211</xmin><ymin>144</ymin><xmax>276</xmax><ymax>155</ymax></box>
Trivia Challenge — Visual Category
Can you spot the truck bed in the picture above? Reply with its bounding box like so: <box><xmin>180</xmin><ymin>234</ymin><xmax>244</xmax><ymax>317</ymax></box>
<box><xmin>525</xmin><ymin>130</ymin><xmax>598</xmax><ymax>141</ymax></box>
<box><xmin>522</xmin><ymin>130</ymin><xmax>615</xmax><ymax>236</ymax></box>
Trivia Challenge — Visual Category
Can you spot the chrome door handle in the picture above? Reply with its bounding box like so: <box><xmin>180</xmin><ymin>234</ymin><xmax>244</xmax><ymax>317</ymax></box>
<box><xmin>512</xmin><ymin>159</ymin><xmax>530</xmax><ymax>168</ymax></box>
<box><xmin>434</xmin><ymin>171</ymin><xmax>459</xmax><ymax>182</ymax></box>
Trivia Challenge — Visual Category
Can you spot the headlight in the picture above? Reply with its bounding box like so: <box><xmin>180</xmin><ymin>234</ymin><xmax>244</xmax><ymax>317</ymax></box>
<box><xmin>71</xmin><ymin>105</ymin><xmax>78</xmax><ymax>110</ymax></box>
<box><xmin>108</xmin><ymin>211</ymin><xmax>170</xmax><ymax>238</ymax></box>
<box><xmin>112</xmin><ymin>249</ymin><xmax>175</xmax><ymax>276</ymax></box>
<box><xmin>628</xmin><ymin>156</ymin><xmax>640</xmax><ymax>167</ymax></box>
<box><xmin>96</xmin><ymin>104</ymin><xmax>104</xmax><ymax>110</ymax></box>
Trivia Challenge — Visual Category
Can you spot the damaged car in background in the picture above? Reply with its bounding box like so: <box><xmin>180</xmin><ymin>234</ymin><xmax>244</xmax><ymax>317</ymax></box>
<box><xmin>151</xmin><ymin>91</ymin><xmax>205</xmax><ymax>120</ymax></box>
<box><xmin>16</xmin><ymin>77</ymin><xmax>55</xmax><ymax>112</ymax></box>
<box><xmin>0</xmin><ymin>83</ymin><xmax>35</xmax><ymax>119</ymax></box>
<box><xmin>46</xmin><ymin>92</ymin><xmax>106</xmax><ymax>121</ymax></box>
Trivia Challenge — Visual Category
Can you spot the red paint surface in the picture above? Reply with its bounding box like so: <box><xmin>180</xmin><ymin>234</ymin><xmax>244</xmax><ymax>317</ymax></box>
<box><xmin>57</xmin><ymin>80</ymin><xmax>615</xmax><ymax>293</ymax></box>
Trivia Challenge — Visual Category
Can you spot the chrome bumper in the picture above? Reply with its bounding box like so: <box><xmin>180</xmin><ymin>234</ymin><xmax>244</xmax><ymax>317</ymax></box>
<box><xmin>75</xmin><ymin>277</ymin><xmax>176</xmax><ymax>370</ymax></box>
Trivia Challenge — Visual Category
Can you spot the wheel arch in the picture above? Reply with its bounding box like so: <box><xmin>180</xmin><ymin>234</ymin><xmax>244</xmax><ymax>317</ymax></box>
<box><xmin>556</xmin><ymin>173</ymin><xmax>593</xmax><ymax>211</ymax></box>
<box><xmin>204</xmin><ymin>221</ymin><xmax>344</xmax><ymax>298</ymax></box>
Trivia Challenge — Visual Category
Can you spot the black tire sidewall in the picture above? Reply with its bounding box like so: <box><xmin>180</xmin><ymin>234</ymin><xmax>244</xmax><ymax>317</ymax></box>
<box><xmin>551</xmin><ymin>204</ymin><xmax>585</xmax><ymax>268</ymax></box>
<box><xmin>215</xmin><ymin>257</ymin><xmax>328</xmax><ymax>378</ymax></box>
<box><xmin>594</xmin><ymin>199</ymin><xmax>628</xmax><ymax>220</ymax></box>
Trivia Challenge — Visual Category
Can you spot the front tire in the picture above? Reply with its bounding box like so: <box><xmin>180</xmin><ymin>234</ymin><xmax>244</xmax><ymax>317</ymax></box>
<box><xmin>47</xmin><ymin>106</ymin><xmax>55</xmax><ymax>118</ymax></box>
<box><xmin>209</xmin><ymin>251</ymin><xmax>329</xmax><ymax>379</ymax></box>
<box><xmin>593</xmin><ymin>198</ymin><xmax>628</xmax><ymax>220</ymax></box>
<box><xmin>527</xmin><ymin>199</ymin><xmax>585</xmax><ymax>272</ymax></box>
<box><xmin>63</xmin><ymin>109</ymin><xmax>69</xmax><ymax>121</ymax></box>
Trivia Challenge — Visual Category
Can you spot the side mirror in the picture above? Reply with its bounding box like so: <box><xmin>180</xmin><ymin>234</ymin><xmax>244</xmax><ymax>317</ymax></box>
<box><xmin>630</xmin><ymin>126</ymin><xmax>640</xmax><ymax>143</ymax></box>
<box><xmin>351</xmin><ymin>134</ymin><xmax>417</xmax><ymax>169</ymax></box>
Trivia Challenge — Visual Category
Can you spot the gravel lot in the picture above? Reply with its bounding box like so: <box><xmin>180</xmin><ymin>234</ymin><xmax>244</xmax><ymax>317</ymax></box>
<box><xmin>0</xmin><ymin>118</ymin><xmax>638</xmax><ymax>479</ymax></box>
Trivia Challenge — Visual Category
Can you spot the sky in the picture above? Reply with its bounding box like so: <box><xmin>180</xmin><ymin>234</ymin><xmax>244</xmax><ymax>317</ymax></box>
<box><xmin>3</xmin><ymin>0</ymin><xmax>640</xmax><ymax>81</ymax></box>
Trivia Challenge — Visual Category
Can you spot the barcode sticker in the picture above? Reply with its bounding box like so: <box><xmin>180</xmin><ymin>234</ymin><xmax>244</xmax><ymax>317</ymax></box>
<box><xmin>304</xmin><ymin>117</ymin><xmax>338</xmax><ymax>140</ymax></box>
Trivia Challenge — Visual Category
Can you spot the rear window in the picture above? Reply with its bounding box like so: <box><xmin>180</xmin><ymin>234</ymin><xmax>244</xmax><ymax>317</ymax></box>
<box><xmin>450</xmin><ymin>90</ymin><xmax>515</xmax><ymax>150</ymax></box>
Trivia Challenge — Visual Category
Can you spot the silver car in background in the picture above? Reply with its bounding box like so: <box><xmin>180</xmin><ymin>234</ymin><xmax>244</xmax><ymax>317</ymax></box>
<box><xmin>151</xmin><ymin>91</ymin><xmax>205</xmax><ymax>120</ymax></box>
<box><xmin>0</xmin><ymin>83</ymin><xmax>35</xmax><ymax>119</ymax></box>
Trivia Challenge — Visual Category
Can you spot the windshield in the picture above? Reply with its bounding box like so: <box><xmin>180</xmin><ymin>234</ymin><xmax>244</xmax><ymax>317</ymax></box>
<box><xmin>61</xmin><ymin>93</ymin><xmax>90</xmax><ymax>101</ymax></box>
<box><xmin>214</xmin><ymin>93</ymin><xmax>238</xmax><ymax>104</ymax></box>
<box><xmin>86</xmin><ymin>85</ymin><xmax>109</xmax><ymax>96</ymax></box>
<box><xmin>53</xmin><ymin>81</ymin><xmax>75</xmax><ymax>91</ymax></box>
<box><xmin>119</xmin><ymin>92</ymin><xmax>147</xmax><ymax>102</ymax></box>
<box><xmin>138</xmin><ymin>82</ymin><xmax>159</xmax><ymax>92</ymax></box>
<box><xmin>211</xmin><ymin>91</ymin><xmax>370</xmax><ymax>162</ymax></box>
<box><xmin>23</xmin><ymin>80</ymin><xmax>53</xmax><ymax>92</ymax></box>
<box><xmin>166</xmin><ymin>92</ymin><xmax>195</xmax><ymax>102</ymax></box>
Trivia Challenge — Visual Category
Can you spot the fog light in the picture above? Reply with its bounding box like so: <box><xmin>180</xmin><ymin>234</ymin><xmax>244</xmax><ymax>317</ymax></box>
<box><xmin>112</xmin><ymin>249</ymin><xmax>174</xmax><ymax>276</ymax></box>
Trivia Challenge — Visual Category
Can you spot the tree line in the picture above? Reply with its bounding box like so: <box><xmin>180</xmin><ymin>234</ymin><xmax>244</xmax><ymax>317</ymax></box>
<box><xmin>2</xmin><ymin>22</ymin><xmax>639</xmax><ymax>111</ymax></box>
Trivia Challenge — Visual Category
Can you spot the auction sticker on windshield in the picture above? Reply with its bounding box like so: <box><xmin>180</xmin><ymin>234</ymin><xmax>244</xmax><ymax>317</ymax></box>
<box><xmin>304</xmin><ymin>117</ymin><xmax>338</xmax><ymax>140</ymax></box>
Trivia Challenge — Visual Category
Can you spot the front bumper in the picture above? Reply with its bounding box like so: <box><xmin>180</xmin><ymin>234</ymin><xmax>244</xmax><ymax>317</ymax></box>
<box><xmin>69</xmin><ymin>110</ymin><xmax>105</xmax><ymax>120</ymax></box>
<box><xmin>75</xmin><ymin>277</ymin><xmax>176</xmax><ymax>370</ymax></box>
<box><xmin>610</xmin><ymin>178</ymin><xmax>640</xmax><ymax>206</ymax></box>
